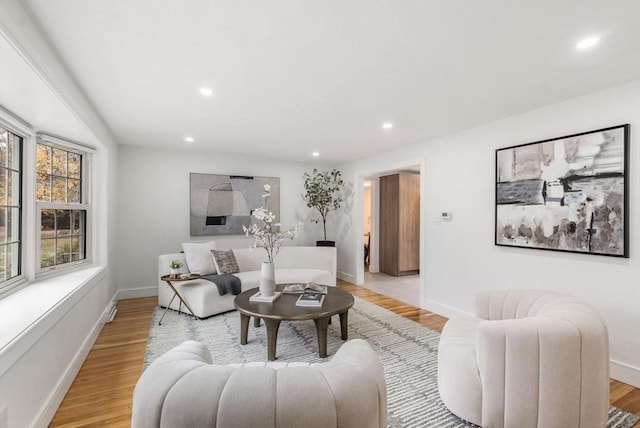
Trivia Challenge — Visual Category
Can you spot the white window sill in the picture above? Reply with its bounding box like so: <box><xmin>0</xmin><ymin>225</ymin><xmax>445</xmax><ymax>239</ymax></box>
<box><xmin>0</xmin><ymin>266</ymin><xmax>106</xmax><ymax>355</ymax></box>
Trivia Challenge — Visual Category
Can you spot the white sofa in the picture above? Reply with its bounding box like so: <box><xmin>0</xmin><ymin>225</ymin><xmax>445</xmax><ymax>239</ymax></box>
<box><xmin>438</xmin><ymin>289</ymin><xmax>609</xmax><ymax>428</ymax></box>
<box><xmin>133</xmin><ymin>339</ymin><xmax>386</xmax><ymax>428</ymax></box>
<box><xmin>158</xmin><ymin>245</ymin><xmax>337</xmax><ymax>318</ymax></box>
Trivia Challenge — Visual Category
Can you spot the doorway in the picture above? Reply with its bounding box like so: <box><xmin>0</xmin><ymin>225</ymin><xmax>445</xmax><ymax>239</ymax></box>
<box><xmin>361</xmin><ymin>166</ymin><xmax>421</xmax><ymax>307</ymax></box>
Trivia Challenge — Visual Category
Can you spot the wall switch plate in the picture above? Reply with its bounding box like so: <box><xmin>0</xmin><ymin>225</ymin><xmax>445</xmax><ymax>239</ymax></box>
<box><xmin>441</xmin><ymin>212</ymin><xmax>453</xmax><ymax>221</ymax></box>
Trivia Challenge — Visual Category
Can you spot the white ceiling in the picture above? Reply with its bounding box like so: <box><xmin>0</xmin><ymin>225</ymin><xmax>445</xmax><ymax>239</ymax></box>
<box><xmin>18</xmin><ymin>0</ymin><xmax>640</xmax><ymax>164</ymax></box>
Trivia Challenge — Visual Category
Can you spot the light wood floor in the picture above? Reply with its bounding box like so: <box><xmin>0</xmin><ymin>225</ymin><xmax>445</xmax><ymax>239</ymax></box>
<box><xmin>51</xmin><ymin>281</ymin><xmax>640</xmax><ymax>427</ymax></box>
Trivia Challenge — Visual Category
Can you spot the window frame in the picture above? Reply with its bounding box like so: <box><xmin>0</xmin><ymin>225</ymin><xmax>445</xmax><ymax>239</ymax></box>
<box><xmin>35</xmin><ymin>135</ymin><xmax>93</xmax><ymax>276</ymax></box>
<box><xmin>0</xmin><ymin>112</ymin><xmax>30</xmax><ymax>295</ymax></box>
<box><xmin>0</xmin><ymin>123</ymin><xmax>24</xmax><ymax>291</ymax></box>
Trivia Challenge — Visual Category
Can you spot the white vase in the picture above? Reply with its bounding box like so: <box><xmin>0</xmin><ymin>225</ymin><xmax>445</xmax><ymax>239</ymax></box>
<box><xmin>260</xmin><ymin>261</ymin><xmax>276</xmax><ymax>297</ymax></box>
<box><xmin>169</xmin><ymin>268</ymin><xmax>180</xmax><ymax>277</ymax></box>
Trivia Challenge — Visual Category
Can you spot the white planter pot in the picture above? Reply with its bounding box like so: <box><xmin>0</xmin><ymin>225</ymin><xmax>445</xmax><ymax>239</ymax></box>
<box><xmin>259</xmin><ymin>261</ymin><xmax>276</xmax><ymax>297</ymax></box>
<box><xmin>169</xmin><ymin>268</ymin><xmax>180</xmax><ymax>277</ymax></box>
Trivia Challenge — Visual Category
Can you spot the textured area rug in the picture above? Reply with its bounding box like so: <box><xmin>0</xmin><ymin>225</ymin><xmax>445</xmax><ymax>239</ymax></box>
<box><xmin>144</xmin><ymin>298</ymin><xmax>639</xmax><ymax>428</ymax></box>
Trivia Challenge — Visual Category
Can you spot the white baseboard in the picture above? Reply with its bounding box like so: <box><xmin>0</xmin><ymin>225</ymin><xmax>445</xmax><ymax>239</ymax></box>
<box><xmin>337</xmin><ymin>271</ymin><xmax>355</xmax><ymax>284</ymax></box>
<box><xmin>610</xmin><ymin>359</ymin><xmax>640</xmax><ymax>388</ymax></box>
<box><xmin>424</xmin><ymin>298</ymin><xmax>640</xmax><ymax>389</ymax></box>
<box><xmin>422</xmin><ymin>298</ymin><xmax>472</xmax><ymax>319</ymax></box>
<box><xmin>116</xmin><ymin>286</ymin><xmax>157</xmax><ymax>300</ymax></box>
<box><xmin>33</xmin><ymin>303</ymin><xmax>107</xmax><ymax>428</ymax></box>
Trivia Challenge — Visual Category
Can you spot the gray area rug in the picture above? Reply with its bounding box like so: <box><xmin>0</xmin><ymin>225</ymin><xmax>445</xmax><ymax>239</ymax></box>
<box><xmin>144</xmin><ymin>297</ymin><xmax>639</xmax><ymax>428</ymax></box>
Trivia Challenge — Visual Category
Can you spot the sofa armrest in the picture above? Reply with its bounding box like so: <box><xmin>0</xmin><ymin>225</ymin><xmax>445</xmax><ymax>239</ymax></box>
<box><xmin>132</xmin><ymin>341</ymin><xmax>213</xmax><ymax>428</ymax></box>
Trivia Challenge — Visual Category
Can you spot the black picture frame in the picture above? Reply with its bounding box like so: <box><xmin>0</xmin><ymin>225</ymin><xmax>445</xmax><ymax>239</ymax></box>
<box><xmin>495</xmin><ymin>124</ymin><xmax>629</xmax><ymax>258</ymax></box>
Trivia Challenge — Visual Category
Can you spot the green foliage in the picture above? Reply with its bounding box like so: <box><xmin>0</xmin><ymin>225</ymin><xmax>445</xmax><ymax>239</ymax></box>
<box><xmin>302</xmin><ymin>168</ymin><xmax>344</xmax><ymax>241</ymax></box>
<box><xmin>169</xmin><ymin>259</ymin><xmax>183</xmax><ymax>269</ymax></box>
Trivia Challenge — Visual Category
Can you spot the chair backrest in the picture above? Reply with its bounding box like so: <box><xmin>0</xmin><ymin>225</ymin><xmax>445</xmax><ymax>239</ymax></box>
<box><xmin>475</xmin><ymin>290</ymin><xmax>609</xmax><ymax>428</ymax></box>
<box><xmin>132</xmin><ymin>339</ymin><xmax>386</xmax><ymax>428</ymax></box>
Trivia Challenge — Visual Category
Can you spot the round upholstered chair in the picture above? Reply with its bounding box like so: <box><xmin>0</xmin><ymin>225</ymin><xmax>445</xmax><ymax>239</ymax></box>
<box><xmin>438</xmin><ymin>290</ymin><xmax>609</xmax><ymax>428</ymax></box>
<box><xmin>132</xmin><ymin>339</ymin><xmax>387</xmax><ymax>428</ymax></box>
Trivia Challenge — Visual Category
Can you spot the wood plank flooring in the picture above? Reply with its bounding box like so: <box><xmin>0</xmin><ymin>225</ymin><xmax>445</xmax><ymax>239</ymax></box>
<box><xmin>51</xmin><ymin>281</ymin><xmax>640</xmax><ymax>427</ymax></box>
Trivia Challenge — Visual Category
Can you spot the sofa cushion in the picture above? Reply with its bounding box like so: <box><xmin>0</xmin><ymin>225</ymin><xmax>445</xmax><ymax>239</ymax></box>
<box><xmin>211</xmin><ymin>249</ymin><xmax>240</xmax><ymax>274</ymax></box>
<box><xmin>234</xmin><ymin>268</ymin><xmax>334</xmax><ymax>289</ymax></box>
<box><xmin>182</xmin><ymin>241</ymin><xmax>217</xmax><ymax>275</ymax></box>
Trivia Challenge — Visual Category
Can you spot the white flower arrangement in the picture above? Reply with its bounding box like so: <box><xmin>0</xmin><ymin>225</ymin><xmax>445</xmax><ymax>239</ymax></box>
<box><xmin>243</xmin><ymin>184</ymin><xmax>299</xmax><ymax>263</ymax></box>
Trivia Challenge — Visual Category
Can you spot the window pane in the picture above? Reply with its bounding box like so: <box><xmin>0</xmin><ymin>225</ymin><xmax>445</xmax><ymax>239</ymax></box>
<box><xmin>7</xmin><ymin>171</ymin><xmax>19</xmax><ymax>206</ymax></box>
<box><xmin>0</xmin><ymin>244</ymin><xmax>6</xmax><ymax>282</ymax></box>
<box><xmin>7</xmin><ymin>207</ymin><xmax>19</xmax><ymax>243</ymax></box>
<box><xmin>52</xmin><ymin>176</ymin><xmax>67</xmax><ymax>203</ymax></box>
<box><xmin>41</xmin><ymin>238</ymin><xmax>55</xmax><ymax>268</ymax></box>
<box><xmin>37</xmin><ymin>173</ymin><xmax>51</xmax><ymax>202</ymax></box>
<box><xmin>52</xmin><ymin>147</ymin><xmax>67</xmax><ymax>176</ymax></box>
<box><xmin>41</xmin><ymin>209</ymin><xmax>55</xmax><ymax>239</ymax></box>
<box><xmin>56</xmin><ymin>236</ymin><xmax>72</xmax><ymax>264</ymax></box>
<box><xmin>6</xmin><ymin>242</ymin><xmax>18</xmax><ymax>279</ymax></box>
<box><xmin>8</xmin><ymin>133</ymin><xmax>20</xmax><ymax>171</ymax></box>
<box><xmin>40</xmin><ymin>209</ymin><xmax>86</xmax><ymax>269</ymax></box>
<box><xmin>68</xmin><ymin>179</ymin><xmax>81</xmax><ymax>203</ymax></box>
<box><xmin>56</xmin><ymin>210</ymin><xmax>71</xmax><ymax>236</ymax></box>
<box><xmin>0</xmin><ymin>208</ymin><xmax>5</xmax><ymax>243</ymax></box>
<box><xmin>68</xmin><ymin>152</ymin><xmax>81</xmax><ymax>179</ymax></box>
<box><xmin>36</xmin><ymin>144</ymin><xmax>52</xmax><ymax>175</ymax></box>
<box><xmin>0</xmin><ymin>168</ymin><xmax>5</xmax><ymax>205</ymax></box>
<box><xmin>0</xmin><ymin>130</ymin><xmax>7</xmax><ymax>167</ymax></box>
<box><xmin>71</xmin><ymin>210</ymin><xmax>83</xmax><ymax>234</ymax></box>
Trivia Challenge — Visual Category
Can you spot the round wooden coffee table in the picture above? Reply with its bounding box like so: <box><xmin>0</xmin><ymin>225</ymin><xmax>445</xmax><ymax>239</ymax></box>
<box><xmin>233</xmin><ymin>285</ymin><xmax>354</xmax><ymax>361</ymax></box>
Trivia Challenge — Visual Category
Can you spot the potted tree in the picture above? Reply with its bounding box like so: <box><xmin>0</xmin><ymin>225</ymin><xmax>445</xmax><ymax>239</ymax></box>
<box><xmin>302</xmin><ymin>168</ymin><xmax>344</xmax><ymax>247</ymax></box>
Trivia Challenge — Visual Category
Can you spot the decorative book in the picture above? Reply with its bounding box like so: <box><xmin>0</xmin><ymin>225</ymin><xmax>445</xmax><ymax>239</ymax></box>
<box><xmin>249</xmin><ymin>291</ymin><xmax>282</xmax><ymax>303</ymax></box>
<box><xmin>283</xmin><ymin>282</ymin><xmax>328</xmax><ymax>295</ymax></box>
<box><xmin>295</xmin><ymin>292</ymin><xmax>325</xmax><ymax>307</ymax></box>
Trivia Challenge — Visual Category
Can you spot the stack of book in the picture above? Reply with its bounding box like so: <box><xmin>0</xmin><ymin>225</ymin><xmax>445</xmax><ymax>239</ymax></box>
<box><xmin>295</xmin><ymin>292</ymin><xmax>325</xmax><ymax>307</ymax></box>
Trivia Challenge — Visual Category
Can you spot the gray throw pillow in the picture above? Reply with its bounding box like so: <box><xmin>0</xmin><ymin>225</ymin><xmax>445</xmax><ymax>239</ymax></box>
<box><xmin>211</xmin><ymin>249</ymin><xmax>240</xmax><ymax>275</ymax></box>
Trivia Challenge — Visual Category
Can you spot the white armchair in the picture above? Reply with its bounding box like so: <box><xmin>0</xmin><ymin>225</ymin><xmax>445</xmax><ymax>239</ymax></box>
<box><xmin>438</xmin><ymin>290</ymin><xmax>609</xmax><ymax>428</ymax></box>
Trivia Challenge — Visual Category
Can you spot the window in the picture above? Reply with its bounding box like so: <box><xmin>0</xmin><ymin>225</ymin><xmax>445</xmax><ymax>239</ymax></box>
<box><xmin>36</xmin><ymin>141</ymin><xmax>89</xmax><ymax>270</ymax></box>
<box><xmin>0</xmin><ymin>127</ymin><xmax>22</xmax><ymax>286</ymax></box>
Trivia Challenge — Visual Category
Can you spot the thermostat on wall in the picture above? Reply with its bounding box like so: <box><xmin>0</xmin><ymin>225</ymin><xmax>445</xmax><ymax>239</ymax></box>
<box><xmin>441</xmin><ymin>212</ymin><xmax>453</xmax><ymax>221</ymax></box>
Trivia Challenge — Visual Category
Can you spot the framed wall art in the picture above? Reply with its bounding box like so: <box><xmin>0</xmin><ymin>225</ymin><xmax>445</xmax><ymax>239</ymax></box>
<box><xmin>190</xmin><ymin>173</ymin><xmax>280</xmax><ymax>236</ymax></box>
<box><xmin>495</xmin><ymin>124</ymin><xmax>629</xmax><ymax>257</ymax></box>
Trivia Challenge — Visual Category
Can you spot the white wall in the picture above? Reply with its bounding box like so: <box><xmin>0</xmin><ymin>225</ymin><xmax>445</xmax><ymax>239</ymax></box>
<box><xmin>338</xmin><ymin>80</ymin><xmax>640</xmax><ymax>387</ymax></box>
<box><xmin>116</xmin><ymin>145</ymin><xmax>327</xmax><ymax>298</ymax></box>
<box><xmin>0</xmin><ymin>2</ymin><xmax>120</xmax><ymax>426</ymax></box>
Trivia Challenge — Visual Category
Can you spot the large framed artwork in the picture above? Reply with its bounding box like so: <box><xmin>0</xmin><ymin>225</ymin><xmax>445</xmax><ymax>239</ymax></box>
<box><xmin>190</xmin><ymin>173</ymin><xmax>280</xmax><ymax>236</ymax></box>
<box><xmin>495</xmin><ymin>124</ymin><xmax>629</xmax><ymax>258</ymax></box>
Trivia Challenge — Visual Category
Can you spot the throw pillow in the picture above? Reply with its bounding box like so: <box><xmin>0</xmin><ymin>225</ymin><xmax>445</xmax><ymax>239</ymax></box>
<box><xmin>182</xmin><ymin>241</ymin><xmax>217</xmax><ymax>275</ymax></box>
<box><xmin>211</xmin><ymin>249</ymin><xmax>240</xmax><ymax>275</ymax></box>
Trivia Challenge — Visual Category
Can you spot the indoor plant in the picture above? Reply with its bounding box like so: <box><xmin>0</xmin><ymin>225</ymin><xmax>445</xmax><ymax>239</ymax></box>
<box><xmin>302</xmin><ymin>168</ymin><xmax>344</xmax><ymax>246</ymax></box>
<box><xmin>168</xmin><ymin>260</ymin><xmax>183</xmax><ymax>278</ymax></box>
<box><xmin>243</xmin><ymin>184</ymin><xmax>299</xmax><ymax>296</ymax></box>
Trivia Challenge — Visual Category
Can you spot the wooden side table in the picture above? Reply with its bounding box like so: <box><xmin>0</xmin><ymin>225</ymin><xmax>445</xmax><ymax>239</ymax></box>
<box><xmin>159</xmin><ymin>274</ymin><xmax>201</xmax><ymax>325</ymax></box>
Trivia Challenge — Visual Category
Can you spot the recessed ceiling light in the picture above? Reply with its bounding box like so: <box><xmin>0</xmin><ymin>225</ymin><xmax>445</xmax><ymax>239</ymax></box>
<box><xmin>312</xmin><ymin>152</ymin><xmax>320</xmax><ymax>157</ymax></box>
<box><xmin>382</xmin><ymin>122</ymin><xmax>393</xmax><ymax>130</ymax></box>
<box><xmin>185</xmin><ymin>137</ymin><xmax>194</xmax><ymax>143</ymax></box>
<box><xmin>576</xmin><ymin>36</ymin><xmax>599</xmax><ymax>50</ymax></box>
<box><xmin>199</xmin><ymin>87</ymin><xmax>213</xmax><ymax>96</ymax></box>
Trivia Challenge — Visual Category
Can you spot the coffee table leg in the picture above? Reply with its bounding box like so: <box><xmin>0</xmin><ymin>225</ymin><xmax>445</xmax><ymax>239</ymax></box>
<box><xmin>240</xmin><ymin>313</ymin><xmax>250</xmax><ymax>345</ymax></box>
<box><xmin>314</xmin><ymin>317</ymin><xmax>330</xmax><ymax>358</ymax></box>
<box><xmin>263</xmin><ymin>319</ymin><xmax>281</xmax><ymax>361</ymax></box>
<box><xmin>254</xmin><ymin>317</ymin><xmax>261</xmax><ymax>327</ymax></box>
<box><xmin>339</xmin><ymin>311</ymin><xmax>349</xmax><ymax>340</ymax></box>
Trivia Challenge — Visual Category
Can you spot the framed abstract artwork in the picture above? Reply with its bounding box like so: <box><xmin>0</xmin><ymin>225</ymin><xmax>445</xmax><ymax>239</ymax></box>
<box><xmin>495</xmin><ymin>124</ymin><xmax>629</xmax><ymax>257</ymax></box>
<box><xmin>190</xmin><ymin>173</ymin><xmax>280</xmax><ymax>236</ymax></box>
